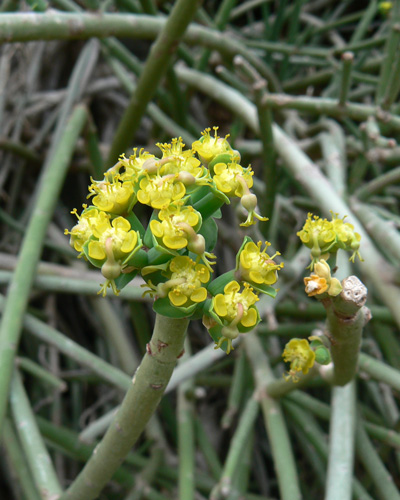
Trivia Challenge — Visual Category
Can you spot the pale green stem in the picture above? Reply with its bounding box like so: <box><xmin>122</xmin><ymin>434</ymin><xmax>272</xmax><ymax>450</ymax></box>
<box><xmin>3</xmin><ymin>418</ymin><xmax>42</xmax><ymax>500</ymax></box>
<box><xmin>60</xmin><ymin>315</ymin><xmax>189</xmax><ymax>500</ymax></box>
<box><xmin>354</xmin><ymin>165</ymin><xmax>400</xmax><ymax>200</ymax></box>
<box><xmin>244</xmin><ymin>333</ymin><xmax>301</xmax><ymax>500</ymax></box>
<box><xmin>338</xmin><ymin>51</ymin><xmax>354</xmax><ymax>106</ymax></box>
<box><xmin>10</xmin><ymin>370</ymin><xmax>63</xmax><ymax>499</ymax></box>
<box><xmin>0</xmin><ymin>104</ymin><xmax>87</xmax><ymax>437</ymax></box>
<box><xmin>107</xmin><ymin>0</ymin><xmax>202</xmax><ymax>164</ymax></box>
<box><xmin>356</xmin><ymin>416</ymin><xmax>400</xmax><ymax>500</ymax></box>
<box><xmin>16</xmin><ymin>357</ymin><xmax>67</xmax><ymax>392</ymax></box>
<box><xmin>210</xmin><ymin>394</ymin><xmax>259</xmax><ymax>500</ymax></box>
<box><xmin>325</xmin><ymin>382</ymin><xmax>356</xmax><ymax>500</ymax></box>
<box><xmin>324</xmin><ymin>276</ymin><xmax>370</xmax><ymax>386</ymax></box>
<box><xmin>178</xmin><ymin>338</ymin><xmax>195</xmax><ymax>500</ymax></box>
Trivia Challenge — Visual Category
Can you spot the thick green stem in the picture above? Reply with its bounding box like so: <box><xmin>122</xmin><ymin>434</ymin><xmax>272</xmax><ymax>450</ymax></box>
<box><xmin>324</xmin><ymin>276</ymin><xmax>370</xmax><ymax>386</ymax></box>
<box><xmin>61</xmin><ymin>314</ymin><xmax>189</xmax><ymax>500</ymax></box>
<box><xmin>325</xmin><ymin>382</ymin><xmax>356</xmax><ymax>500</ymax></box>
<box><xmin>0</xmin><ymin>104</ymin><xmax>87</xmax><ymax>438</ymax></box>
<box><xmin>107</xmin><ymin>0</ymin><xmax>201</xmax><ymax>164</ymax></box>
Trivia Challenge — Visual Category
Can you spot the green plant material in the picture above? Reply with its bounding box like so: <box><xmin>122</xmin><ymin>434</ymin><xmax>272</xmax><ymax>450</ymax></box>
<box><xmin>358</xmin><ymin>352</ymin><xmax>400</xmax><ymax>392</ymax></box>
<box><xmin>194</xmin><ymin>417</ymin><xmax>223</xmax><ymax>481</ymax></box>
<box><xmin>60</xmin><ymin>315</ymin><xmax>189</xmax><ymax>500</ymax></box>
<box><xmin>221</xmin><ymin>348</ymin><xmax>247</xmax><ymax>428</ymax></box>
<box><xmin>177</xmin><ymin>339</ymin><xmax>195</xmax><ymax>500</ymax></box>
<box><xmin>325</xmin><ymin>382</ymin><xmax>356</xmax><ymax>500</ymax></box>
<box><xmin>210</xmin><ymin>394</ymin><xmax>259</xmax><ymax>500</ymax></box>
<box><xmin>16</xmin><ymin>357</ymin><xmax>67</xmax><ymax>392</ymax></box>
<box><xmin>0</xmin><ymin>104</ymin><xmax>87</xmax><ymax>437</ymax></box>
<box><xmin>338</xmin><ymin>52</ymin><xmax>354</xmax><ymax>106</ymax></box>
<box><xmin>354</xmin><ymin>165</ymin><xmax>400</xmax><ymax>200</ymax></box>
<box><xmin>10</xmin><ymin>371</ymin><xmax>63</xmax><ymax>498</ymax></box>
<box><xmin>355</xmin><ymin>416</ymin><xmax>400</xmax><ymax>500</ymax></box>
<box><xmin>107</xmin><ymin>0</ymin><xmax>201</xmax><ymax>164</ymax></box>
<box><xmin>244</xmin><ymin>333</ymin><xmax>301</xmax><ymax>500</ymax></box>
<box><xmin>324</xmin><ymin>276</ymin><xmax>369</xmax><ymax>386</ymax></box>
<box><xmin>3</xmin><ymin>418</ymin><xmax>42</xmax><ymax>500</ymax></box>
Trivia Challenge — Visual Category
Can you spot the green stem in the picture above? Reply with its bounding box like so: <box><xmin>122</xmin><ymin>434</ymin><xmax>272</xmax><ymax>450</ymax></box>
<box><xmin>244</xmin><ymin>333</ymin><xmax>301</xmax><ymax>500</ymax></box>
<box><xmin>338</xmin><ymin>52</ymin><xmax>354</xmax><ymax>106</ymax></box>
<box><xmin>60</xmin><ymin>314</ymin><xmax>189</xmax><ymax>500</ymax></box>
<box><xmin>177</xmin><ymin>339</ymin><xmax>195</xmax><ymax>500</ymax></box>
<box><xmin>324</xmin><ymin>276</ymin><xmax>370</xmax><ymax>386</ymax></box>
<box><xmin>3</xmin><ymin>418</ymin><xmax>42</xmax><ymax>500</ymax></box>
<box><xmin>0</xmin><ymin>104</ymin><xmax>87</xmax><ymax>438</ymax></box>
<box><xmin>355</xmin><ymin>416</ymin><xmax>400</xmax><ymax>500</ymax></box>
<box><xmin>325</xmin><ymin>382</ymin><xmax>356</xmax><ymax>500</ymax></box>
<box><xmin>16</xmin><ymin>357</ymin><xmax>67</xmax><ymax>392</ymax></box>
<box><xmin>10</xmin><ymin>371</ymin><xmax>63</xmax><ymax>498</ymax></box>
<box><xmin>194</xmin><ymin>417</ymin><xmax>222</xmax><ymax>480</ymax></box>
<box><xmin>358</xmin><ymin>352</ymin><xmax>400</xmax><ymax>392</ymax></box>
<box><xmin>221</xmin><ymin>349</ymin><xmax>247</xmax><ymax>429</ymax></box>
<box><xmin>354</xmin><ymin>165</ymin><xmax>400</xmax><ymax>200</ymax></box>
<box><xmin>107</xmin><ymin>0</ymin><xmax>201</xmax><ymax>164</ymax></box>
<box><xmin>210</xmin><ymin>394</ymin><xmax>259</xmax><ymax>500</ymax></box>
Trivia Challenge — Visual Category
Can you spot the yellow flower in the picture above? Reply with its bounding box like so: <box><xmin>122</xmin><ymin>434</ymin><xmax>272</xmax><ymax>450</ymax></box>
<box><xmin>330</xmin><ymin>213</ymin><xmax>362</xmax><ymax>263</ymax></box>
<box><xmin>137</xmin><ymin>173</ymin><xmax>186</xmax><ymax>209</ymax></box>
<box><xmin>191</xmin><ymin>127</ymin><xmax>233</xmax><ymax>163</ymax></box>
<box><xmin>65</xmin><ymin>206</ymin><xmax>109</xmax><ymax>253</ymax></box>
<box><xmin>144</xmin><ymin>256</ymin><xmax>210</xmax><ymax>307</ymax></box>
<box><xmin>88</xmin><ymin>216</ymin><xmax>138</xmax><ymax>263</ymax></box>
<box><xmin>213</xmin><ymin>281</ymin><xmax>259</xmax><ymax>328</ymax></box>
<box><xmin>118</xmin><ymin>148</ymin><xmax>155</xmax><ymax>180</ymax></box>
<box><xmin>282</xmin><ymin>339</ymin><xmax>316</xmax><ymax>382</ymax></box>
<box><xmin>213</xmin><ymin>159</ymin><xmax>253</xmax><ymax>198</ymax></box>
<box><xmin>87</xmin><ymin>175</ymin><xmax>134</xmax><ymax>215</ymax></box>
<box><xmin>297</xmin><ymin>213</ymin><xmax>335</xmax><ymax>253</ymax></box>
<box><xmin>150</xmin><ymin>204</ymin><xmax>200</xmax><ymax>250</ymax></box>
<box><xmin>238</xmin><ymin>241</ymin><xmax>283</xmax><ymax>285</ymax></box>
<box><xmin>304</xmin><ymin>259</ymin><xmax>342</xmax><ymax>297</ymax></box>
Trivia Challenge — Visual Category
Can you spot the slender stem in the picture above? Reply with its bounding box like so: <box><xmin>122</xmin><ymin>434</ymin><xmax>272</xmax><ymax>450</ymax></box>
<box><xmin>338</xmin><ymin>52</ymin><xmax>354</xmax><ymax>106</ymax></box>
<box><xmin>194</xmin><ymin>417</ymin><xmax>223</xmax><ymax>481</ymax></box>
<box><xmin>358</xmin><ymin>352</ymin><xmax>400</xmax><ymax>392</ymax></box>
<box><xmin>177</xmin><ymin>339</ymin><xmax>195</xmax><ymax>500</ymax></box>
<box><xmin>244</xmin><ymin>333</ymin><xmax>301</xmax><ymax>500</ymax></box>
<box><xmin>0</xmin><ymin>104</ymin><xmax>87</xmax><ymax>438</ymax></box>
<box><xmin>16</xmin><ymin>357</ymin><xmax>67</xmax><ymax>392</ymax></box>
<box><xmin>107</xmin><ymin>0</ymin><xmax>201</xmax><ymax>164</ymax></box>
<box><xmin>3</xmin><ymin>418</ymin><xmax>42</xmax><ymax>500</ymax></box>
<box><xmin>354</xmin><ymin>165</ymin><xmax>400</xmax><ymax>200</ymax></box>
<box><xmin>10</xmin><ymin>370</ymin><xmax>63</xmax><ymax>498</ymax></box>
<box><xmin>210</xmin><ymin>394</ymin><xmax>259</xmax><ymax>500</ymax></box>
<box><xmin>355</xmin><ymin>416</ymin><xmax>400</xmax><ymax>500</ymax></box>
<box><xmin>221</xmin><ymin>349</ymin><xmax>247</xmax><ymax>429</ymax></box>
<box><xmin>325</xmin><ymin>382</ymin><xmax>356</xmax><ymax>500</ymax></box>
<box><xmin>60</xmin><ymin>315</ymin><xmax>189</xmax><ymax>500</ymax></box>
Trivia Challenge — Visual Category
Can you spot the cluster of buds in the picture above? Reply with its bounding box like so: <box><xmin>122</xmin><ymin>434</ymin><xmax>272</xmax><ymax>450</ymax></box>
<box><xmin>282</xmin><ymin>211</ymin><xmax>363</xmax><ymax>380</ymax></box>
<box><xmin>66</xmin><ymin>128</ymin><xmax>283</xmax><ymax>353</ymax></box>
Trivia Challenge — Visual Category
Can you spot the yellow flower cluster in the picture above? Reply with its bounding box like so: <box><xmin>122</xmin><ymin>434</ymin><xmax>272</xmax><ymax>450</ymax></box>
<box><xmin>297</xmin><ymin>212</ymin><xmax>362</xmax><ymax>269</ymax></box>
<box><xmin>282</xmin><ymin>339</ymin><xmax>316</xmax><ymax>382</ymax></box>
<box><xmin>66</xmin><ymin>128</ymin><xmax>283</xmax><ymax>353</ymax></box>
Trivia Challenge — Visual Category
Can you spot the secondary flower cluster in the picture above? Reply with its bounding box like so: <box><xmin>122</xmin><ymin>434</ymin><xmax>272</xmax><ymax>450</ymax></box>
<box><xmin>66</xmin><ymin>128</ymin><xmax>283</xmax><ymax>352</ymax></box>
<box><xmin>282</xmin><ymin>211</ymin><xmax>363</xmax><ymax>381</ymax></box>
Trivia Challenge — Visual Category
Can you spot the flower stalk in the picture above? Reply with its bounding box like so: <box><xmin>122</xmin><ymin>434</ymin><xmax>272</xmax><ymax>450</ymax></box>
<box><xmin>60</xmin><ymin>314</ymin><xmax>189</xmax><ymax>500</ymax></box>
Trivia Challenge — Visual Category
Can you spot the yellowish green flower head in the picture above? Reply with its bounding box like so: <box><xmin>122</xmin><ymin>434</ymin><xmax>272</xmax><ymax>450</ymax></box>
<box><xmin>379</xmin><ymin>1</ymin><xmax>392</xmax><ymax>15</ymax></box>
<box><xmin>65</xmin><ymin>206</ymin><xmax>110</xmax><ymax>253</ymax></box>
<box><xmin>304</xmin><ymin>259</ymin><xmax>342</xmax><ymax>297</ymax></box>
<box><xmin>191</xmin><ymin>126</ymin><xmax>233</xmax><ymax>163</ymax></box>
<box><xmin>118</xmin><ymin>148</ymin><xmax>155</xmax><ymax>180</ymax></box>
<box><xmin>297</xmin><ymin>212</ymin><xmax>362</xmax><ymax>268</ymax></box>
<box><xmin>282</xmin><ymin>338</ymin><xmax>316</xmax><ymax>382</ymax></box>
<box><xmin>88</xmin><ymin>216</ymin><xmax>138</xmax><ymax>263</ymax></box>
<box><xmin>150</xmin><ymin>204</ymin><xmax>200</xmax><ymax>250</ymax></box>
<box><xmin>144</xmin><ymin>256</ymin><xmax>210</xmax><ymax>308</ymax></box>
<box><xmin>213</xmin><ymin>159</ymin><xmax>253</xmax><ymax>198</ymax></box>
<box><xmin>137</xmin><ymin>172</ymin><xmax>186</xmax><ymax>209</ymax></box>
<box><xmin>238</xmin><ymin>241</ymin><xmax>283</xmax><ymax>286</ymax></box>
<box><xmin>87</xmin><ymin>175</ymin><xmax>135</xmax><ymax>215</ymax></box>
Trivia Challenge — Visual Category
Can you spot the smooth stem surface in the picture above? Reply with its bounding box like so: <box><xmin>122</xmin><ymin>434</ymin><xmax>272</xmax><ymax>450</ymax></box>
<box><xmin>244</xmin><ymin>333</ymin><xmax>301</xmax><ymax>500</ymax></box>
<box><xmin>0</xmin><ymin>104</ymin><xmax>87</xmax><ymax>438</ymax></box>
<box><xmin>210</xmin><ymin>394</ymin><xmax>259</xmax><ymax>499</ymax></box>
<box><xmin>325</xmin><ymin>382</ymin><xmax>356</xmax><ymax>500</ymax></box>
<box><xmin>10</xmin><ymin>371</ymin><xmax>63</xmax><ymax>499</ymax></box>
<box><xmin>107</xmin><ymin>0</ymin><xmax>201</xmax><ymax>164</ymax></box>
<box><xmin>325</xmin><ymin>276</ymin><xmax>369</xmax><ymax>386</ymax></box>
<box><xmin>61</xmin><ymin>315</ymin><xmax>189</xmax><ymax>500</ymax></box>
<box><xmin>355</xmin><ymin>416</ymin><xmax>400</xmax><ymax>500</ymax></box>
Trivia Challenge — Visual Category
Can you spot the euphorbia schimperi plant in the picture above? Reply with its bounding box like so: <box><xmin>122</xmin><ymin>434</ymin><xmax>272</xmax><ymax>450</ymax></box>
<box><xmin>66</xmin><ymin>127</ymin><xmax>283</xmax><ymax>354</ymax></box>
